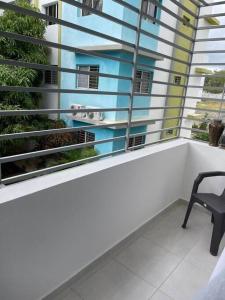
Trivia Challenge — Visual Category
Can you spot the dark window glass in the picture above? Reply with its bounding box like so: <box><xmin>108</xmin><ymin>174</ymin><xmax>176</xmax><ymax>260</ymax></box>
<box><xmin>45</xmin><ymin>67</ymin><xmax>58</xmax><ymax>84</ymax></box>
<box><xmin>166</xmin><ymin>129</ymin><xmax>174</xmax><ymax>135</ymax></box>
<box><xmin>183</xmin><ymin>15</ymin><xmax>191</xmax><ymax>26</ymax></box>
<box><xmin>134</xmin><ymin>70</ymin><xmax>153</xmax><ymax>94</ymax></box>
<box><xmin>75</xmin><ymin>130</ymin><xmax>95</xmax><ymax>144</ymax></box>
<box><xmin>129</xmin><ymin>135</ymin><xmax>145</xmax><ymax>148</ymax></box>
<box><xmin>143</xmin><ymin>0</ymin><xmax>157</xmax><ymax>22</ymax></box>
<box><xmin>45</xmin><ymin>3</ymin><xmax>58</xmax><ymax>25</ymax></box>
<box><xmin>77</xmin><ymin>65</ymin><xmax>99</xmax><ymax>89</ymax></box>
<box><xmin>174</xmin><ymin>76</ymin><xmax>182</xmax><ymax>85</ymax></box>
<box><xmin>82</xmin><ymin>0</ymin><xmax>103</xmax><ymax>16</ymax></box>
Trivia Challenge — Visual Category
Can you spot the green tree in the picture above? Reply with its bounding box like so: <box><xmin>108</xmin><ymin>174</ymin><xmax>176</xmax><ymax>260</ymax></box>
<box><xmin>0</xmin><ymin>0</ymin><xmax>97</xmax><ymax>178</ymax></box>
<box><xmin>204</xmin><ymin>70</ymin><xmax>225</xmax><ymax>94</ymax></box>
<box><xmin>0</xmin><ymin>0</ymin><xmax>50</xmax><ymax>156</ymax></box>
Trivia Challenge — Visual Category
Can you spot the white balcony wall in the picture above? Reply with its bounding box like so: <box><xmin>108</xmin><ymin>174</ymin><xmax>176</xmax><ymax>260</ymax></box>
<box><xmin>0</xmin><ymin>140</ymin><xmax>187</xmax><ymax>300</ymax></box>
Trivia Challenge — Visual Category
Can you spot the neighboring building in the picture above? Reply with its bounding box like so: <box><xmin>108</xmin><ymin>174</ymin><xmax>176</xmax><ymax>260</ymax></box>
<box><xmin>161</xmin><ymin>0</ymin><xmax>199</xmax><ymax>139</ymax></box>
<box><xmin>146</xmin><ymin>1</ymin><xmax>179</xmax><ymax>143</ymax></box>
<box><xmin>58</xmin><ymin>0</ymin><xmax>163</xmax><ymax>154</ymax></box>
<box><xmin>34</xmin><ymin>0</ymin><xmax>61</xmax><ymax>120</ymax></box>
<box><xmin>30</xmin><ymin>0</ymin><xmax>217</xmax><ymax>147</ymax></box>
<box><xmin>159</xmin><ymin>0</ymin><xmax>219</xmax><ymax>139</ymax></box>
<box><xmin>180</xmin><ymin>11</ymin><xmax>220</xmax><ymax>138</ymax></box>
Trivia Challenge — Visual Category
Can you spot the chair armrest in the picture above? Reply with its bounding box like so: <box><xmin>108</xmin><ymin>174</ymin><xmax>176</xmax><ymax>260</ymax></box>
<box><xmin>192</xmin><ymin>171</ymin><xmax>225</xmax><ymax>194</ymax></box>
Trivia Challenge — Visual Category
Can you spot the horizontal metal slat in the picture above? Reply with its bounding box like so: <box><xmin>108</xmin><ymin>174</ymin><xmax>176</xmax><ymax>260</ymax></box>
<box><xmin>0</xmin><ymin>136</ymin><xmax>126</xmax><ymax>163</ymax></box>
<box><xmin>0</xmin><ymin>116</ymin><xmax>182</xmax><ymax>141</ymax></box>
<box><xmin>0</xmin><ymin>30</ymin><xmax>133</xmax><ymax>65</ymax></box>
<box><xmin>1</xmin><ymin>149</ymin><xmax>125</xmax><ymax>185</ymax></box>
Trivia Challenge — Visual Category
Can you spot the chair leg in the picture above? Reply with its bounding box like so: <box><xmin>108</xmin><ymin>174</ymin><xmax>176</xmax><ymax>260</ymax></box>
<box><xmin>182</xmin><ymin>199</ymin><xmax>194</xmax><ymax>229</ymax></box>
<box><xmin>210</xmin><ymin>214</ymin><xmax>224</xmax><ymax>256</ymax></box>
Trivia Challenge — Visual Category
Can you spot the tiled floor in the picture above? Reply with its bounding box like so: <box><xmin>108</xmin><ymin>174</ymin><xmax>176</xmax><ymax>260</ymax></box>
<box><xmin>51</xmin><ymin>200</ymin><xmax>225</xmax><ymax>300</ymax></box>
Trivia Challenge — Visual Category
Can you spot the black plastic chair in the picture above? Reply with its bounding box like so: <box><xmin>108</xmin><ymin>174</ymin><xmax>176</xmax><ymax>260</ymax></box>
<box><xmin>182</xmin><ymin>171</ymin><xmax>225</xmax><ymax>256</ymax></box>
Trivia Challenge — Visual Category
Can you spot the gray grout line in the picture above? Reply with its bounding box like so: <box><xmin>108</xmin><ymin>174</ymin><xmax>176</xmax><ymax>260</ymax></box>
<box><xmin>113</xmin><ymin>256</ymin><xmax>158</xmax><ymax>288</ymax></box>
<box><xmin>142</xmin><ymin>206</ymin><xmax>213</xmax><ymax>299</ymax></box>
<box><xmin>71</xmin><ymin>202</ymin><xmax>185</xmax><ymax>298</ymax></box>
<box><xmin>150</xmin><ymin>289</ymin><xmax>174</xmax><ymax>300</ymax></box>
<box><xmin>140</xmin><ymin>234</ymin><xmax>186</xmax><ymax>259</ymax></box>
<box><xmin>112</xmin><ymin>205</ymin><xmax>198</xmax><ymax>297</ymax></box>
<box><xmin>72</xmin><ymin>288</ymin><xmax>85</xmax><ymax>300</ymax></box>
<box><xmin>150</xmin><ymin>225</ymin><xmax>215</xmax><ymax>299</ymax></box>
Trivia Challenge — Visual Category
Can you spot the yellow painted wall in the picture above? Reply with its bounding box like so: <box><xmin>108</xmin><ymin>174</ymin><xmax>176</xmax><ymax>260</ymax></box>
<box><xmin>162</xmin><ymin>0</ymin><xmax>198</xmax><ymax>138</ymax></box>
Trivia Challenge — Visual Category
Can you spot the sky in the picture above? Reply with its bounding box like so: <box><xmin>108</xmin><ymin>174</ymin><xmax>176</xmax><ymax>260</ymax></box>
<box><xmin>207</xmin><ymin>4</ymin><xmax>225</xmax><ymax>69</ymax></box>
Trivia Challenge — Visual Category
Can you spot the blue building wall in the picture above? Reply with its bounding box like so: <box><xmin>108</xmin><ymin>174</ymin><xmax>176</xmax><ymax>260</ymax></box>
<box><xmin>60</xmin><ymin>0</ymin><xmax>161</xmax><ymax>154</ymax></box>
<box><xmin>72</xmin><ymin>120</ymin><xmax>146</xmax><ymax>154</ymax></box>
<box><xmin>60</xmin><ymin>0</ymin><xmax>160</xmax><ymax>50</ymax></box>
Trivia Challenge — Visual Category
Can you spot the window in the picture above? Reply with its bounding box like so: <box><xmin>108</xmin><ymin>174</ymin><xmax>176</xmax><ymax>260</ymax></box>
<box><xmin>82</xmin><ymin>0</ymin><xmax>103</xmax><ymax>16</ymax></box>
<box><xmin>45</xmin><ymin>3</ymin><xmax>58</xmax><ymax>25</ymax></box>
<box><xmin>75</xmin><ymin>130</ymin><xmax>95</xmax><ymax>144</ymax></box>
<box><xmin>183</xmin><ymin>15</ymin><xmax>190</xmax><ymax>26</ymax></box>
<box><xmin>166</xmin><ymin>129</ymin><xmax>174</xmax><ymax>135</ymax></box>
<box><xmin>45</xmin><ymin>67</ymin><xmax>58</xmax><ymax>84</ymax></box>
<box><xmin>129</xmin><ymin>135</ymin><xmax>145</xmax><ymax>148</ymax></box>
<box><xmin>143</xmin><ymin>0</ymin><xmax>158</xmax><ymax>21</ymax></box>
<box><xmin>77</xmin><ymin>65</ymin><xmax>99</xmax><ymax>89</ymax></box>
<box><xmin>174</xmin><ymin>76</ymin><xmax>181</xmax><ymax>85</ymax></box>
<box><xmin>134</xmin><ymin>70</ymin><xmax>153</xmax><ymax>94</ymax></box>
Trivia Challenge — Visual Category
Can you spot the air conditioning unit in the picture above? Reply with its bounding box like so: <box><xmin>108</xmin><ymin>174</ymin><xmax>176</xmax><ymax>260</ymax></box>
<box><xmin>70</xmin><ymin>104</ymin><xmax>105</xmax><ymax>122</ymax></box>
<box><xmin>82</xmin><ymin>106</ymin><xmax>104</xmax><ymax>122</ymax></box>
<box><xmin>86</xmin><ymin>109</ymin><xmax>105</xmax><ymax>121</ymax></box>
<box><xmin>93</xmin><ymin>111</ymin><xmax>105</xmax><ymax>121</ymax></box>
<box><xmin>71</xmin><ymin>104</ymin><xmax>86</xmax><ymax>119</ymax></box>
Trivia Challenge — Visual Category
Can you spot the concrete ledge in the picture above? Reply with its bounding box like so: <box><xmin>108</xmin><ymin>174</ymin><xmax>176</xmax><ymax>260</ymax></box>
<box><xmin>0</xmin><ymin>139</ymin><xmax>188</xmax><ymax>205</ymax></box>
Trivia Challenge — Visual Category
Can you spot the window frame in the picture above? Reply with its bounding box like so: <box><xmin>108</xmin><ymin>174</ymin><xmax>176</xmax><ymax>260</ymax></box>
<box><xmin>44</xmin><ymin>66</ymin><xmax>58</xmax><ymax>85</ymax></box>
<box><xmin>166</xmin><ymin>129</ymin><xmax>174</xmax><ymax>135</ymax></box>
<box><xmin>183</xmin><ymin>15</ymin><xmax>191</xmax><ymax>26</ymax></box>
<box><xmin>75</xmin><ymin>130</ymin><xmax>95</xmax><ymax>144</ymax></box>
<box><xmin>142</xmin><ymin>0</ymin><xmax>158</xmax><ymax>22</ymax></box>
<box><xmin>76</xmin><ymin>65</ymin><xmax>100</xmax><ymax>90</ymax></box>
<box><xmin>174</xmin><ymin>76</ymin><xmax>182</xmax><ymax>85</ymax></box>
<box><xmin>81</xmin><ymin>0</ymin><xmax>103</xmax><ymax>17</ymax></box>
<box><xmin>129</xmin><ymin>135</ymin><xmax>145</xmax><ymax>148</ymax></box>
<box><xmin>134</xmin><ymin>69</ymin><xmax>153</xmax><ymax>94</ymax></box>
<box><xmin>45</xmin><ymin>2</ymin><xmax>58</xmax><ymax>26</ymax></box>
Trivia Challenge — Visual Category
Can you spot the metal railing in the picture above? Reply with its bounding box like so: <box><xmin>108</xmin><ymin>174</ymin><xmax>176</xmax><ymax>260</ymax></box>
<box><xmin>0</xmin><ymin>0</ymin><xmax>224</xmax><ymax>185</ymax></box>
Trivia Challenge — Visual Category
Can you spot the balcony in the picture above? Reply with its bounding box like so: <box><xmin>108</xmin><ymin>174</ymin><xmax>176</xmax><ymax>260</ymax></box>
<box><xmin>1</xmin><ymin>0</ymin><xmax>225</xmax><ymax>299</ymax></box>
<box><xmin>1</xmin><ymin>139</ymin><xmax>225</xmax><ymax>300</ymax></box>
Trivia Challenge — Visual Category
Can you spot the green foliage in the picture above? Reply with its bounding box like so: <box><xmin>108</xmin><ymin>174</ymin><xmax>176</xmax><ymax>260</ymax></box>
<box><xmin>0</xmin><ymin>0</ymin><xmax>49</xmax><ymax>157</ymax></box>
<box><xmin>0</xmin><ymin>0</ymin><xmax>98</xmax><ymax>178</ymax></box>
<box><xmin>204</xmin><ymin>70</ymin><xmax>225</xmax><ymax>94</ymax></box>
<box><xmin>46</xmin><ymin>148</ymin><xmax>98</xmax><ymax>168</ymax></box>
<box><xmin>0</xmin><ymin>64</ymin><xmax>36</xmax><ymax>87</ymax></box>
<box><xmin>0</xmin><ymin>0</ymin><xmax>48</xmax><ymax>106</ymax></box>
<box><xmin>192</xmin><ymin>114</ymin><xmax>209</xmax><ymax>142</ymax></box>
<box><xmin>37</xmin><ymin>120</ymin><xmax>78</xmax><ymax>150</ymax></box>
<box><xmin>192</xmin><ymin>130</ymin><xmax>209</xmax><ymax>142</ymax></box>
<box><xmin>0</xmin><ymin>0</ymin><xmax>48</xmax><ymax>63</ymax></box>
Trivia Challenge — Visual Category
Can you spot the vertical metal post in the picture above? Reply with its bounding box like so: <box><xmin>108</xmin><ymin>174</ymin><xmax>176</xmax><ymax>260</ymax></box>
<box><xmin>125</xmin><ymin>0</ymin><xmax>145</xmax><ymax>151</ymax></box>
<box><xmin>178</xmin><ymin>3</ymin><xmax>201</xmax><ymax>138</ymax></box>
<box><xmin>57</xmin><ymin>0</ymin><xmax>62</xmax><ymax>121</ymax></box>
